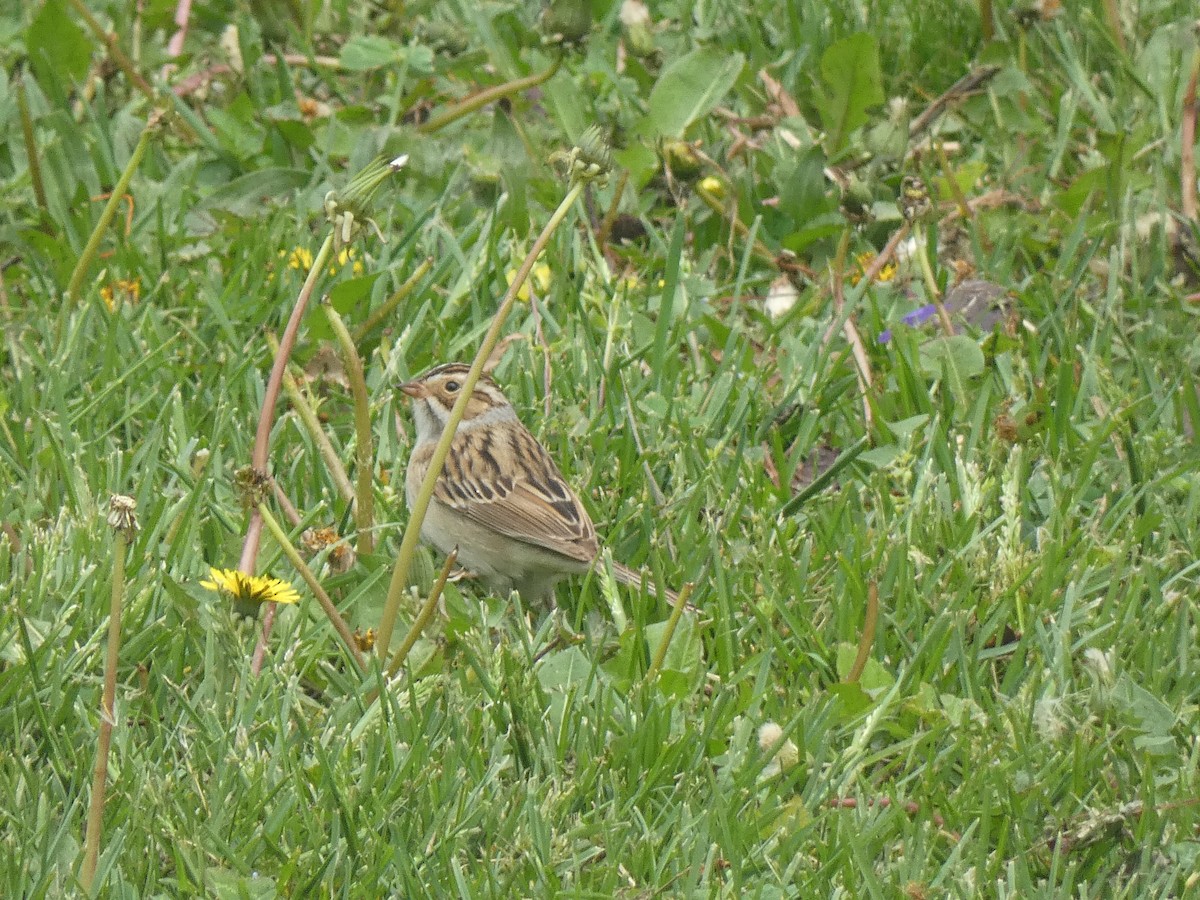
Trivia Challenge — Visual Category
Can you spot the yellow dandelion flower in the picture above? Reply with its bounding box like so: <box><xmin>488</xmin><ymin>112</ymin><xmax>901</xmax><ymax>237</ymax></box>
<box><xmin>332</xmin><ymin>247</ymin><xmax>365</xmax><ymax>277</ymax></box>
<box><xmin>617</xmin><ymin>272</ymin><xmax>641</xmax><ymax>291</ymax></box>
<box><xmin>505</xmin><ymin>262</ymin><xmax>553</xmax><ymax>301</ymax></box>
<box><xmin>201</xmin><ymin>567</ymin><xmax>300</xmax><ymax>608</ymax></box>
<box><xmin>100</xmin><ymin>278</ymin><xmax>141</xmax><ymax>311</ymax></box>
<box><xmin>353</xmin><ymin>628</ymin><xmax>377</xmax><ymax>653</ymax></box>
<box><xmin>849</xmin><ymin>251</ymin><xmax>898</xmax><ymax>286</ymax></box>
<box><xmin>281</xmin><ymin>247</ymin><xmax>314</xmax><ymax>271</ymax></box>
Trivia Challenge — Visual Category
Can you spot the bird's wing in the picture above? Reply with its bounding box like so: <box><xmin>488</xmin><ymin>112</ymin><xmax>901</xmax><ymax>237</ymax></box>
<box><xmin>434</xmin><ymin>423</ymin><xmax>599</xmax><ymax>565</ymax></box>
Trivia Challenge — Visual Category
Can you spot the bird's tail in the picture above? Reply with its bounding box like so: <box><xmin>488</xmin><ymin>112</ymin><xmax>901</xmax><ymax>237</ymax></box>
<box><xmin>609</xmin><ymin>560</ymin><xmax>697</xmax><ymax>612</ymax></box>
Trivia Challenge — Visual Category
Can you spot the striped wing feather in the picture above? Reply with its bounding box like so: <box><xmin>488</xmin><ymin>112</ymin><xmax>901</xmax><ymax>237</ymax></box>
<box><xmin>435</xmin><ymin>424</ymin><xmax>598</xmax><ymax>565</ymax></box>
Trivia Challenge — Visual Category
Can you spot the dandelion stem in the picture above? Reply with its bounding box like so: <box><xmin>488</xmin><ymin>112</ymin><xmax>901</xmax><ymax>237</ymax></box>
<box><xmin>417</xmin><ymin>57</ymin><xmax>561</xmax><ymax>135</ymax></box>
<box><xmin>376</xmin><ymin>180</ymin><xmax>585</xmax><ymax>659</ymax></box>
<box><xmin>645</xmin><ymin>582</ymin><xmax>694</xmax><ymax>683</ymax></box>
<box><xmin>596</xmin><ymin>169</ymin><xmax>628</xmax><ymax>249</ymax></box>
<box><xmin>323</xmin><ymin>301</ymin><xmax>375</xmax><ymax>556</ymax></box>
<box><xmin>257</xmin><ymin>503</ymin><xmax>365</xmax><ymax>672</ymax></box>
<box><xmin>247</xmin><ymin>234</ymin><xmax>334</xmax><ymax>675</ymax></box>
<box><xmin>845</xmin><ymin>582</ymin><xmax>879</xmax><ymax>683</ymax></box>
<box><xmin>264</xmin><ymin>332</ymin><xmax>355</xmax><ymax>505</ymax></box>
<box><xmin>67</xmin><ymin>116</ymin><xmax>157</xmax><ymax>303</ymax></box>
<box><xmin>80</xmin><ymin>532</ymin><xmax>127</xmax><ymax>891</ymax></box>
<box><xmin>64</xmin><ymin>0</ymin><xmax>156</xmax><ymax>100</ymax></box>
<box><xmin>352</xmin><ymin>257</ymin><xmax>434</xmax><ymax>342</ymax></box>
<box><xmin>914</xmin><ymin>227</ymin><xmax>955</xmax><ymax>336</ymax></box>
<box><xmin>386</xmin><ymin>548</ymin><xmax>457</xmax><ymax>680</ymax></box>
<box><xmin>16</xmin><ymin>80</ymin><xmax>49</xmax><ymax>227</ymax></box>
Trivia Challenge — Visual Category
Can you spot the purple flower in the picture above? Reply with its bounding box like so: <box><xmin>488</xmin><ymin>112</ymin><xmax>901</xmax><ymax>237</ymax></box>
<box><xmin>878</xmin><ymin>304</ymin><xmax>938</xmax><ymax>343</ymax></box>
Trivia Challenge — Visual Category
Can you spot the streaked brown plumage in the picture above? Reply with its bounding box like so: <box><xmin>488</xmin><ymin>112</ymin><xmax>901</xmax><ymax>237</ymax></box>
<box><xmin>400</xmin><ymin>363</ymin><xmax>669</xmax><ymax>601</ymax></box>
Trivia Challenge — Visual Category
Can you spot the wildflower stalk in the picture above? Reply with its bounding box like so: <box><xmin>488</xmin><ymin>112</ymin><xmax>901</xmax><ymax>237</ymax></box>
<box><xmin>914</xmin><ymin>229</ymin><xmax>955</xmax><ymax>337</ymax></box>
<box><xmin>265</xmin><ymin>332</ymin><xmax>355</xmax><ymax>504</ymax></box>
<box><xmin>16</xmin><ymin>80</ymin><xmax>49</xmax><ymax>225</ymax></box>
<box><xmin>694</xmin><ymin>178</ymin><xmax>777</xmax><ymax>268</ymax></box>
<box><xmin>899</xmin><ymin>175</ymin><xmax>954</xmax><ymax>337</ymax></box>
<box><xmin>644</xmin><ymin>582</ymin><xmax>695</xmax><ymax>683</ymax></box>
<box><xmin>596</xmin><ymin>169</ymin><xmax>628</xmax><ymax>249</ymax></box>
<box><xmin>386</xmin><ymin>548</ymin><xmax>457</xmax><ymax>679</ymax></box>
<box><xmin>247</xmin><ymin>155</ymin><xmax>405</xmax><ymax>672</ymax></box>
<box><xmin>826</xmin><ymin>229</ymin><xmax>874</xmax><ymax>429</ymax></box>
<box><xmin>417</xmin><ymin>57</ymin><xmax>561</xmax><ymax>135</ymax></box>
<box><xmin>241</xmin><ymin>235</ymin><xmax>334</xmax><ymax>577</ymax></box>
<box><xmin>256</xmin><ymin>503</ymin><xmax>365</xmax><ymax>672</ymax></box>
<box><xmin>376</xmin><ymin>130</ymin><xmax>608</xmax><ymax>659</ymax></box>
<box><xmin>81</xmin><ymin>497</ymin><xmax>139</xmax><ymax>892</ymax></box>
<box><xmin>845</xmin><ymin>582</ymin><xmax>879</xmax><ymax>683</ymax></box>
<box><xmin>322</xmin><ymin>300</ymin><xmax>375</xmax><ymax>555</ymax></box>
<box><xmin>352</xmin><ymin>257</ymin><xmax>434</xmax><ymax>342</ymax></box>
<box><xmin>64</xmin><ymin>0</ymin><xmax>156</xmax><ymax>100</ymax></box>
<box><xmin>244</xmin><ymin>236</ymin><xmax>333</xmax><ymax>672</ymax></box>
<box><xmin>67</xmin><ymin>110</ymin><xmax>162</xmax><ymax>303</ymax></box>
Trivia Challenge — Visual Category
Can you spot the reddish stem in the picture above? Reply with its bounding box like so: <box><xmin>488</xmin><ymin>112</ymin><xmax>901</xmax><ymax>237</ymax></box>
<box><xmin>246</xmin><ymin>238</ymin><xmax>332</xmax><ymax>675</ymax></box>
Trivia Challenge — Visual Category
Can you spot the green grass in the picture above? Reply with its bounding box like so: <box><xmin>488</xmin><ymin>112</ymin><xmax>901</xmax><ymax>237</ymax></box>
<box><xmin>3</xmin><ymin>0</ymin><xmax>1200</xmax><ymax>895</ymax></box>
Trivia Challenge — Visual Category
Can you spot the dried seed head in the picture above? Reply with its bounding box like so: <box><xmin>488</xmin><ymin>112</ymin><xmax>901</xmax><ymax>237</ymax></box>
<box><xmin>107</xmin><ymin>494</ymin><xmax>140</xmax><ymax>541</ymax></box>
<box><xmin>234</xmin><ymin>466</ymin><xmax>271</xmax><ymax>509</ymax></box>
<box><xmin>899</xmin><ymin>175</ymin><xmax>932</xmax><ymax>222</ymax></box>
<box><xmin>323</xmin><ymin>155</ymin><xmax>408</xmax><ymax>252</ymax></box>
<box><xmin>550</xmin><ymin>126</ymin><xmax>612</xmax><ymax>188</ymax></box>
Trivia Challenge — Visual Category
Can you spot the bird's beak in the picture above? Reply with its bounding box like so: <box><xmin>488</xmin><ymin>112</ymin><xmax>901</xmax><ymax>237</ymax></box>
<box><xmin>399</xmin><ymin>380</ymin><xmax>425</xmax><ymax>399</ymax></box>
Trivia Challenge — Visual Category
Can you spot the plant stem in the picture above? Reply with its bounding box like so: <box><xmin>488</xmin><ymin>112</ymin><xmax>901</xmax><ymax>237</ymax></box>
<box><xmin>16</xmin><ymin>80</ymin><xmax>49</xmax><ymax>226</ymax></box>
<box><xmin>67</xmin><ymin>116</ymin><xmax>157</xmax><ymax>302</ymax></box>
<box><xmin>257</xmin><ymin>503</ymin><xmax>365</xmax><ymax>672</ymax></box>
<box><xmin>417</xmin><ymin>57</ymin><xmax>562</xmax><ymax>134</ymax></box>
<box><xmin>645</xmin><ymin>582</ymin><xmax>695</xmax><ymax>683</ymax></box>
<box><xmin>80</xmin><ymin>533</ymin><xmax>127</xmax><ymax>890</ymax></box>
<box><xmin>322</xmin><ymin>301</ymin><xmax>375</xmax><ymax>555</ymax></box>
<box><xmin>241</xmin><ymin>235</ymin><xmax>333</xmax><ymax>576</ymax></box>
<box><xmin>352</xmin><ymin>257</ymin><xmax>433</xmax><ymax>342</ymax></box>
<box><xmin>246</xmin><ymin>235</ymin><xmax>334</xmax><ymax>675</ymax></box>
<box><xmin>914</xmin><ymin>226</ymin><xmax>954</xmax><ymax>336</ymax></box>
<box><xmin>1181</xmin><ymin>46</ymin><xmax>1200</xmax><ymax>224</ymax></box>
<box><xmin>845</xmin><ymin>582</ymin><xmax>879</xmax><ymax>683</ymax></box>
<box><xmin>386</xmin><ymin>549</ymin><xmax>457</xmax><ymax>680</ymax></box>
<box><xmin>597</xmin><ymin>169</ymin><xmax>628</xmax><ymax>249</ymax></box>
<box><xmin>376</xmin><ymin>180</ymin><xmax>585</xmax><ymax>659</ymax></box>
<box><xmin>264</xmin><ymin>332</ymin><xmax>355</xmax><ymax>504</ymax></box>
<box><xmin>65</xmin><ymin>0</ymin><xmax>156</xmax><ymax>100</ymax></box>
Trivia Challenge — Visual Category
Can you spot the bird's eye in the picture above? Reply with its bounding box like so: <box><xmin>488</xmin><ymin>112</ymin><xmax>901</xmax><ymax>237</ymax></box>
<box><xmin>445</xmin><ymin>380</ymin><xmax>460</xmax><ymax>393</ymax></box>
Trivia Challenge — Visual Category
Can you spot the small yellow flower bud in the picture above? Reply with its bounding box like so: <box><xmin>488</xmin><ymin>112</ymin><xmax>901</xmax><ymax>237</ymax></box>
<box><xmin>698</xmin><ymin>176</ymin><xmax>726</xmax><ymax>200</ymax></box>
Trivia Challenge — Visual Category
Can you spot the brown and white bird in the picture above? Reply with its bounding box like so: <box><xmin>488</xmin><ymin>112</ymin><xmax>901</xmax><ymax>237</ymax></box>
<box><xmin>399</xmin><ymin>363</ymin><xmax>671</xmax><ymax>602</ymax></box>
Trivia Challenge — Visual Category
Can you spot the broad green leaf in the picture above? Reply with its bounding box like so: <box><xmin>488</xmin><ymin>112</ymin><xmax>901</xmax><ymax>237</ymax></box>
<box><xmin>27</xmin><ymin>0</ymin><xmax>91</xmax><ymax>90</ymax></box>
<box><xmin>920</xmin><ymin>334</ymin><xmax>985</xmax><ymax>380</ymax></box>
<box><xmin>198</xmin><ymin>168</ymin><xmax>310</xmax><ymax>216</ymax></box>
<box><xmin>815</xmin><ymin>33</ymin><xmax>883</xmax><ymax>154</ymax></box>
<box><xmin>613</xmin><ymin>143</ymin><xmax>658</xmax><ymax>189</ymax></box>
<box><xmin>339</xmin><ymin>35</ymin><xmax>403</xmax><ymax>71</ymax></box>
<box><xmin>645</xmin><ymin>613</ymin><xmax>701</xmax><ymax>681</ymax></box>
<box><xmin>206</xmin><ymin>867</ymin><xmax>277</xmax><ymax>900</ymax></box>
<box><xmin>542</xmin><ymin>71</ymin><xmax>588</xmax><ymax>142</ymax></box>
<box><xmin>778</xmin><ymin>147</ymin><xmax>831</xmax><ymax>223</ymax></box>
<box><xmin>828</xmin><ymin>681</ymin><xmax>873</xmax><ymax>719</ymax></box>
<box><xmin>933</xmin><ymin>161</ymin><xmax>987</xmax><ymax>200</ymax></box>
<box><xmin>835</xmin><ymin>642</ymin><xmax>894</xmax><ymax>696</ymax></box>
<box><xmin>330</xmin><ymin>272</ymin><xmax>382</xmax><ymax>313</ymax></box>
<box><xmin>537</xmin><ymin>646</ymin><xmax>599</xmax><ymax>690</ymax></box>
<box><xmin>1112</xmin><ymin>673</ymin><xmax>1177</xmax><ymax>756</ymax></box>
<box><xmin>641</xmin><ymin>47</ymin><xmax>744</xmax><ymax>139</ymax></box>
